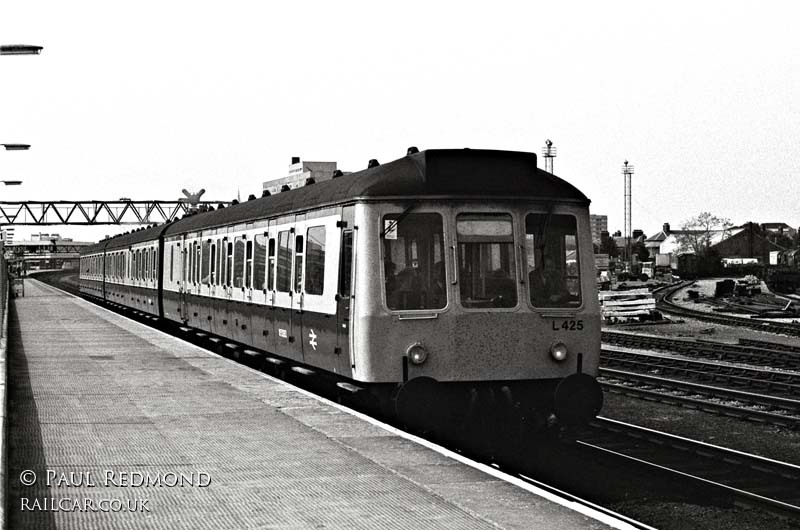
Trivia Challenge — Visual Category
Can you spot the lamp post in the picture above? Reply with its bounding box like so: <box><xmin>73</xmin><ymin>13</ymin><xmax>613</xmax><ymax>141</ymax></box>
<box><xmin>0</xmin><ymin>45</ymin><xmax>43</xmax><ymax>55</ymax></box>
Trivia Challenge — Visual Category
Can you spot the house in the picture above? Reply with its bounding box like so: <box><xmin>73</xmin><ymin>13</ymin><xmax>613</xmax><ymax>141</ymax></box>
<box><xmin>645</xmin><ymin>220</ymin><xmax>787</xmax><ymax>269</ymax></box>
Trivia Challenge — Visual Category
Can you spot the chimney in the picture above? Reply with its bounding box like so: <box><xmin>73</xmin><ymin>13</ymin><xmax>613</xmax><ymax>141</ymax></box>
<box><xmin>663</xmin><ymin>222</ymin><xmax>670</xmax><ymax>235</ymax></box>
<box><xmin>291</xmin><ymin>156</ymin><xmax>300</xmax><ymax>165</ymax></box>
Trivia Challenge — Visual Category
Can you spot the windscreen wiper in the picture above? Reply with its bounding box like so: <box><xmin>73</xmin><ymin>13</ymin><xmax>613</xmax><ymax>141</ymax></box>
<box><xmin>381</xmin><ymin>201</ymin><xmax>418</xmax><ymax>238</ymax></box>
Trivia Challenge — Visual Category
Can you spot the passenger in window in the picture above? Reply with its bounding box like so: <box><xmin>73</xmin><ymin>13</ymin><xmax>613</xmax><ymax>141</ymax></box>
<box><xmin>384</xmin><ymin>261</ymin><xmax>398</xmax><ymax>297</ymax></box>
<box><xmin>387</xmin><ymin>267</ymin><xmax>421</xmax><ymax>310</ymax></box>
<box><xmin>430</xmin><ymin>261</ymin><xmax>446</xmax><ymax>308</ymax></box>
<box><xmin>530</xmin><ymin>255</ymin><xmax>570</xmax><ymax>305</ymax></box>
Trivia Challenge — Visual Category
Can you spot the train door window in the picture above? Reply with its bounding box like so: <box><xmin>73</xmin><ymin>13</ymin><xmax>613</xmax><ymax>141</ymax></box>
<box><xmin>194</xmin><ymin>244</ymin><xmax>201</xmax><ymax>284</ymax></box>
<box><xmin>339</xmin><ymin>230</ymin><xmax>353</xmax><ymax>297</ymax></box>
<box><xmin>245</xmin><ymin>240</ymin><xmax>253</xmax><ymax>288</ymax></box>
<box><xmin>169</xmin><ymin>245</ymin><xmax>174</xmax><ymax>282</ymax></box>
<box><xmin>188</xmin><ymin>243</ymin><xmax>194</xmax><ymax>283</ymax></box>
<box><xmin>233</xmin><ymin>237</ymin><xmax>245</xmax><ymax>288</ymax></box>
<box><xmin>210</xmin><ymin>243</ymin><xmax>217</xmax><ymax>285</ymax></box>
<box><xmin>226</xmin><ymin>241</ymin><xmax>234</xmax><ymax>287</ymax></box>
<box><xmin>305</xmin><ymin>226</ymin><xmax>325</xmax><ymax>295</ymax></box>
<box><xmin>276</xmin><ymin>231</ymin><xmax>291</xmax><ymax>292</ymax></box>
<box><xmin>382</xmin><ymin>213</ymin><xmax>446</xmax><ymax>310</ymax></box>
<box><xmin>294</xmin><ymin>235</ymin><xmax>304</xmax><ymax>293</ymax></box>
<box><xmin>525</xmin><ymin>213</ymin><xmax>581</xmax><ymax>308</ymax></box>
<box><xmin>254</xmin><ymin>234</ymin><xmax>267</xmax><ymax>290</ymax></box>
<box><xmin>144</xmin><ymin>251</ymin><xmax>148</xmax><ymax>280</ymax></box>
<box><xmin>152</xmin><ymin>248</ymin><xmax>158</xmax><ymax>280</ymax></box>
<box><xmin>201</xmin><ymin>240</ymin><xmax>211</xmax><ymax>284</ymax></box>
<box><xmin>193</xmin><ymin>243</ymin><xmax>199</xmax><ymax>283</ymax></box>
<box><xmin>456</xmin><ymin>213</ymin><xmax>517</xmax><ymax>309</ymax></box>
<box><xmin>267</xmin><ymin>237</ymin><xmax>276</xmax><ymax>291</ymax></box>
<box><xmin>217</xmin><ymin>240</ymin><xmax>224</xmax><ymax>286</ymax></box>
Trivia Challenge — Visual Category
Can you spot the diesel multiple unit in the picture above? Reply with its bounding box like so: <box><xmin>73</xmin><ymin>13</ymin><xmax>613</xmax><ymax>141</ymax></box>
<box><xmin>80</xmin><ymin>148</ymin><xmax>603</xmax><ymax>435</ymax></box>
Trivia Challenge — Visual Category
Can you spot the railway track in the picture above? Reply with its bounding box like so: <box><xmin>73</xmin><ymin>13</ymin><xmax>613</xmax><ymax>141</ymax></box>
<box><xmin>599</xmin><ymin>367</ymin><xmax>800</xmax><ymax>428</ymax></box>
<box><xmin>576</xmin><ymin>417</ymin><xmax>800</xmax><ymax>519</ymax></box>
<box><xmin>601</xmin><ymin>347</ymin><xmax>800</xmax><ymax>397</ymax></box>
<box><xmin>656</xmin><ymin>281</ymin><xmax>800</xmax><ymax>337</ymax></box>
<box><xmin>602</xmin><ymin>330</ymin><xmax>800</xmax><ymax>369</ymax></box>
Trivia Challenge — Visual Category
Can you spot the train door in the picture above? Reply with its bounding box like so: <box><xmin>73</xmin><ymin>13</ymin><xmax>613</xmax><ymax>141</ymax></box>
<box><xmin>298</xmin><ymin>216</ymin><xmax>339</xmax><ymax>372</ymax></box>
<box><xmin>264</xmin><ymin>221</ymin><xmax>278</xmax><ymax>354</ymax></box>
<box><xmin>290</xmin><ymin>213</ymin><xmax>307</xmax><ymax>361</ymax></box>
<box><xmin>273</xmin><ymin>221</ymin><xmax>302</xmax><ymax>362</ymax></box>
<box><xmin>178</xmin><ymin>236</ymin><xmax>189</xmax><ymax>322</ymax></box>
<box><xmin>336</xmin><ymin>205</ymin><xmax>356</xmax><ymax>375</ymax></box>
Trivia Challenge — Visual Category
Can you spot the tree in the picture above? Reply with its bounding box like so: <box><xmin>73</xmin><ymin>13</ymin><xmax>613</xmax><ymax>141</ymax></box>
<box><xmin>675</xmin><ymin>212</ymin><xmax>733</xmax><ymax>257</ymax></box>
<box><xmin>633</xmin><ymin>241</ymin><xmax>650</xmax><ymax>262</ymax></box>
<box><xmin>598</xmin><ymin>233</ymin><xmax>619</xmax><ymax>258</ymax></box>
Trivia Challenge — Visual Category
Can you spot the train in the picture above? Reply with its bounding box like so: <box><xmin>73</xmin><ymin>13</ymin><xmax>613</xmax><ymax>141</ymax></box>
<box><xmin>80</xmin><ymin>148</ymin><xmax>603</xmax><ymax>440</ymax></box>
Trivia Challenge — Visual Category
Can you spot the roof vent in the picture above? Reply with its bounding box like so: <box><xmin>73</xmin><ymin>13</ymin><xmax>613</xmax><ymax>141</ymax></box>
<box><xmin>218</xmin><ymin>203</ymin><xmax>225</xmax><ymax>209</ymax></box>
<box><xmin>281</xmin><ymin>184</ymin><xmax>291</xmax><ymax>192</ymax></box>
<box><xmin>231</xmin><ymin>199</ymin><xmax>239</xmax><ymax>206</ymax></box>
<box><xmin>305</xmin><ymin>177</ymin><xmax>315</xmax><ymax>185</ymax></box>
<box><xmin>248</xmin><ymin>194</ymin><xmax>257</xmax><ymax>201</ymax></box>
<box><xmin>368</xmin><ymin>159</ymin><xmax>380</xmax><ymax>169</ymax></box>
<box><xmin>291</xmin><ymin>156</ymin><xmax>300</xmax><ymax>164</ymax></box>
<box><xmin>332</xmin><ymin>169</ymin><xmax>343</xmax><ymax>178</ymax></box>
<box><xmin>262</xmin><ymin>190</ymin><xmax>271</xmax><ymax>197</ymax></box>
<box><xmin>406</xmin><ymin>146</ymin><xmax>419</xmax><ymax>155</ymax></box>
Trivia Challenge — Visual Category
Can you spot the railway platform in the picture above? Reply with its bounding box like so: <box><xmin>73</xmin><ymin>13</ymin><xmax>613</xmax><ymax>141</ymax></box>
<box><xmin>3</xmin><ymin>279</ymin><xmax>633</xmax><ymax>529</ymax></box>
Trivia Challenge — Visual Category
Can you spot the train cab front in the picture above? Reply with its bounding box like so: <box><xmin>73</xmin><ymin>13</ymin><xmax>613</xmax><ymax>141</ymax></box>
<box><xmin>356</xmin><ymin>201</ymin><xmax>604</xmax><ymax>438</ymax></box>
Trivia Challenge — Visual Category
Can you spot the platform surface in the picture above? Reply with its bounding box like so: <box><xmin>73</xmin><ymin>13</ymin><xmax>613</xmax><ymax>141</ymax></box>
<box><xmin>5</xmin><ymin>279</ymin><xmax>622</xmax><ymax>529</ymax></box>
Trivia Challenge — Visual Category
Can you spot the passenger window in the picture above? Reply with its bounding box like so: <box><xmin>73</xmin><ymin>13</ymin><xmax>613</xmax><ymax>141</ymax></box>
<box><xmin>294</xmin><ymin>235</ymin><xmax>304</xmax><ymax>293</ymax></box>
<box><xmin>267</xmin><ymin>237</ymin><xmax>276</xmax><ymax>290</ymax></box>
<box><xmin>254</xmin><ymin>235</ymin><xmax>267</xmax><ymax>290</ymax></box>
<box><xmin>382</xmin><ymin>213</ymin><xmax>446</xmax><ymax>310</ymax></box>
<box><xmin>305</xmin><ymin>226</ymin><xmax>325</xmax><ymax>295</ymax></box>
<box><xmin>526</xmin><ymin>214</ymin><xmax>581</xmax><ymax>307</ymax></box>
<box><xmin>245</xmin><ymin>240</ymin><xmax>253</xmax><ymax>288</ymax></box>
<box><xmin>201</xmin><ymin>240</ymin><xmax>211</xmax><ymax>284</ymax></box>
<box><xmin>457</xmin><ymin>213</ymin><xmax>517</xmax><ymax>308</ymax></box>
<box><xmin>233</xmin><ymin>238</ymin><xmax>244</xmax><ymax>288</ymax></box>
<box><xmin>276</xmin><ymin>231</ymin><xmax>292</xmax><ymax>292</ymax></box>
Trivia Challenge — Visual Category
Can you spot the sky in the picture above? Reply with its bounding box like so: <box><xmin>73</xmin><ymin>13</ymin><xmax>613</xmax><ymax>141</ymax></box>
<box><xmin>1</xmin><ymin>0</ymin><xmax>799</xmax><ymax>243</ymax></box>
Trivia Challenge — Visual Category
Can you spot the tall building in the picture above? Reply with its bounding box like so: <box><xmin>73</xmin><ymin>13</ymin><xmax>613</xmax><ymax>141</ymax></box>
<box><xmin>589</xmin><ymin>214</ymin><xmax>608</xmax><ymax>244</ymax></box>
<box><xmin>262</xmin><ymin>157</ymin><xmax>339</xmax><ymax>195</ymax></box>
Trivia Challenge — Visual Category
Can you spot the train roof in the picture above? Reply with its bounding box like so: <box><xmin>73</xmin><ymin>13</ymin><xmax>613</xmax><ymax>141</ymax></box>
<box><xmin>163</xmin><ymin>148</ymin><xmax>589</xmax><ymax>236</ymax></box>
<box><xmin>84</xmin><ymin>148</ymin><xmax>589</xmax><ymax>253</ymax></box>
<box><xmin>85</xmin><ymin>223</ymin><xmax>170</xmax><ymax>254</ymax></box>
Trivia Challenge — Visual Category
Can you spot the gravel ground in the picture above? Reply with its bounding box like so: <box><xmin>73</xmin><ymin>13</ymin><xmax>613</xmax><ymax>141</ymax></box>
<box><xmin>600</xmin><ymin>309</ymin><xmax>800</xmax><ymax>529</ymax></box>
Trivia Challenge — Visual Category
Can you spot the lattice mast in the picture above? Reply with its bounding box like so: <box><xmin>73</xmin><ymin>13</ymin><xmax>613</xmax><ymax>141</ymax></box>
<box><xmin>622</xmin><ymin>160</ymin><xmax>634</xmax><ymax>264</ymax></box>
<box><xmin>542</xmin><ymin>139</ymin><xmax>557</xmax><ymax>174</ymax></box>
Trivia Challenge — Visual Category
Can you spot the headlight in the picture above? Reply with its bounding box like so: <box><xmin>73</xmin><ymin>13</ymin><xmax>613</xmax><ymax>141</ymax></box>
<box><xmin>407</xmin><ymin>343</ymin><xmax>429</xmax><ymax>365</ymax></box>
<box><xmin>550</xmin><ymin>342</ymin><xmax>568</xmax><ymax>362</ymax></box>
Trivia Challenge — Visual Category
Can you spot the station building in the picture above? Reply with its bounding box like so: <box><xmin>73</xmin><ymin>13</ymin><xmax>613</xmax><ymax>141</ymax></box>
<box><xmin>262</xmin><ymin>157</ymin><xmax>342</xmax><ymax>195</ymax></box>
<box><xmin>2</xmin><ymin>233</ymin><xmax>94</xmax><ymax>272</ymax></box>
